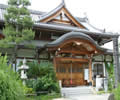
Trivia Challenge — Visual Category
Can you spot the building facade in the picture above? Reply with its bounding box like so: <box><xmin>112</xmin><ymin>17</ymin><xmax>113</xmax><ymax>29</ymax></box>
<box><xmin>0</xmin><ymin>1</ymin><xmax>119</xmax><ymax>87</ymax></box>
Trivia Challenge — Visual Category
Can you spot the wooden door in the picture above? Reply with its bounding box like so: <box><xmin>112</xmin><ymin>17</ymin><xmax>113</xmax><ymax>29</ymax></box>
<box><xmin>55</xmin><ymin>62</ymin><xmax>85</xmax><ymax>87</ymax></box>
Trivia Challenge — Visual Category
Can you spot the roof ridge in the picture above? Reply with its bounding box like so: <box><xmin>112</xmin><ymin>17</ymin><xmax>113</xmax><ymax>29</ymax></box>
<box><xmin>87</xmin><ymin>21</ymin><xmax>104</xmax><ymax>32</ymax></box>
<box><xmin>37</xmin><ymin>1</ymin><xmax>65</xmax><ymax>22</ymax></box>
<box><xmin>75</xmin><ymin>17</ymin><xmax>88</xmax><ymax>22</ymax></box>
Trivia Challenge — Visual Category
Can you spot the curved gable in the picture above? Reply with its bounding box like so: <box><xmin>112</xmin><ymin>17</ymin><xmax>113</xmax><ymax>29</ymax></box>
<box><xmin>38</xmin><ymin>1</ymin><xmax>86</xmax><ymax>29</ymax></box>
<box><xmin>46</xmin><ymin>31</ymin><xmax>106</xmax><ymax>54</ymax></box>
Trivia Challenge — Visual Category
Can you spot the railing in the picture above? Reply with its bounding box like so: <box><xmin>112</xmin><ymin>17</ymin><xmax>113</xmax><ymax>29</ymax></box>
<box><xmin>25</xmin><ymin>91</ymin><xmax>48</xmax><ymax>97</ymax></box>
<box><xmin>25</xmin><ymin>91</ymin><xmax>61</xmax><ymax>100</ymax></box>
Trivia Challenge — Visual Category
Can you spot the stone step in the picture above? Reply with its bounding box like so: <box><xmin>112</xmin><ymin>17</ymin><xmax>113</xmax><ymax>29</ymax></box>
<box><xmin>62</xmin><ymin>91</ymin><xmax>93</xmax><ymax>95</ymax></box>
<box><xmin>62</xmin><ymin>90</ymin><xmax>92</xmax><ymax>94</ymax></box>
<box><xmin>61</xmin><ymin>86</ymin><xmax>93</xmax><ymax>97</ymax></box>
<box><xmin>62</xmin><ymin>92</ymin><xmax>93</xmax><ymax>96</ymax></box>
<box><xmin>62</xmin><ymin>89</ymin><xmax>92</xmax><ymax>92</ymax></box>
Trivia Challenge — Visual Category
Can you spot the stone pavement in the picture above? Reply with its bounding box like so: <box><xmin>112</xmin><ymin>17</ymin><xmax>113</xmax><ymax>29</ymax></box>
<box><xmin>70</xmin><ymin>94</ymin><xmax>110</xmax><ymax>100</ymax></box>
<box><xmin>53</xmin><ymin>94</ymin><xmax>110</xmax><ymax>100</ymax></box>
<box><xmin>53</xmin><ymin>98</ymin><xmax>72</xmax><ymax>100</ymax></box>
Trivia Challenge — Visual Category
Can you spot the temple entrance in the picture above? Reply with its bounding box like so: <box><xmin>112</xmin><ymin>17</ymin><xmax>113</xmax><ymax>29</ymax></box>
<box><xmin>46</xmin><ymin>32</ymin><xmax>105</xmax><ymax>87</ymax></box>
<box><xmin>54</xmin><ymin>57</ymin><xmax>89</xmax><ymax>87</ymax></box>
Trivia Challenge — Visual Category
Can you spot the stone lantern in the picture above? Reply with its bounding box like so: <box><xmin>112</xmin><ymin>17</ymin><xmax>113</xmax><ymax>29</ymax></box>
<box><xmin>18</xmin><ymin>58</ymin><xmax>29</xmax><ymax>85</ymax></box>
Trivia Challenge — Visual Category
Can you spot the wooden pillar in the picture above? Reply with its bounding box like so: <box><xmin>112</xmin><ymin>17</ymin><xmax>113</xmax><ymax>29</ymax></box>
<box><xmin>112</xmin><ymin>37</ymin><xmax>119</xmax><ymax>88</ymax></box>
<box><xmin>89</xmin><ymin>57</ymin><xmax>93</xmax><ymax>85</ymax></box>
<box><xmin>53</xmin><ymin>57</ymin><xmax>57</xmax><ymax>73</ymax></box>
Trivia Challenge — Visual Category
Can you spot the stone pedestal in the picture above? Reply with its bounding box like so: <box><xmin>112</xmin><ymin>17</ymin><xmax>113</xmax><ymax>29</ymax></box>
<box><xmin>18</xmin><ymin>58</ymin><xmax>29</xmax><ymax>85</ymax></box>
<box><xmin>96</xmin><ymin>76</ymin><xmax>103</xmax><ymax>91</ymax></box>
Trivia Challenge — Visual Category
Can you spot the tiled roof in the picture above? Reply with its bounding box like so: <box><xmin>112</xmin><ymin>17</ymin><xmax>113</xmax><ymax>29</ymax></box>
<box><xmin>0</xmin><ymin>3</ymin><xmax>119</xmax><ymax>38</ymax></box>
<box><xmin>34</xmin><ymin>22</ymin><xmax>118</xmax><ymax>37</ymax></box>
<box><xmin>46</xmin><ymin>31</ymin><xmax>107</xmax><ymax>52</ymax></box>
<box><xmin>37</xmin><ymin>0</ymin><xmax>65</xmax><ymax>22</ymax></box>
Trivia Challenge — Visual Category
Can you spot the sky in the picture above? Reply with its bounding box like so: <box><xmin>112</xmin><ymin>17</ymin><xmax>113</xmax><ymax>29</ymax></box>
<box><xmin>0</xmin><ymin>0</ymin><xmax>120</xmax><ymax>49</ymax></box>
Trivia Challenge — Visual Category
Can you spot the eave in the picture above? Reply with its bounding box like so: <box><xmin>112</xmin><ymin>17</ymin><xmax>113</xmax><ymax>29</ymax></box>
<box><xmin>34</xmin><ymin>22</ymin><xmax>119</xmax><ymax>38</ymax></box>
<box><xmin>46</xmin><ymin>31</ymin><xmax>106</xmax><ymax>52</ymax></box>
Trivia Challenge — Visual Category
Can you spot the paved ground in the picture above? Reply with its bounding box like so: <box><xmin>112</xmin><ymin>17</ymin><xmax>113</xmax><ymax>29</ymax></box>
<box><xmin>53</xmin><ymin>98</ymin><xmax>72</xmax><ymax>100</ymax></box>
<box><xmin>53</xmin><ymin>94</ymin><xmax>110</xmax><ymax>100</ymax></box>
<box><xmin>70</xmin><ymin>94</ymin><xmax>110</xmax><ymax>100</ymax></box>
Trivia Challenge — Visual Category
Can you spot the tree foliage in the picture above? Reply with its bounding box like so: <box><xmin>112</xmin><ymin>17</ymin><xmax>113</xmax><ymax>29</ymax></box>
<box><xmin>114</xmin><ymin>84</ymin><xmax>120</xmax><ymax>100</ymax></box>
<box><xmin>0</xmin><ymin>0</ymin><xmax>34</xmax><ymax>47</ymax></box>
<box><xmin>33</xmin><ymin>75</ymin><xmax>60</xmax><ymax>93</ymax></box>
<box><xmin>104</xmin><ymin>60</ymin><xmax>114</xmax><ymax>91</ymax></box>
<box><xmin>24</xmin><ymin>61</ymin><xmax>60</xmax><ymax>93</ymax></box>
<box><xmin>0</xmin><ymin>55</ymin><xmax>25</xmax><ymax>100</ymax></box>
<box><xmin>25</xmin><ymin>61</ymin><xmax>55</xmax><ymax>79</ymax></box>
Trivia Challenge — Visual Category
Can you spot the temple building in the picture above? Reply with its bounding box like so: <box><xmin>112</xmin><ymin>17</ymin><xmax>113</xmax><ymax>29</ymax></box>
<box><xmin>0</xmin><ymin>1</ymin><xmax>119</xmax><ymax>88</ymax></box>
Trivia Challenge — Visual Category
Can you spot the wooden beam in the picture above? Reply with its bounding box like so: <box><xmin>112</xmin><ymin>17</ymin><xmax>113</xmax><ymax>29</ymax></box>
<box><xmin>16</xmin><ymin>57</ymin><xmax>49</xmax><ymax>60</ymax></box>
<box><xmin>99</xmin><ymin>38</ymin><xmax>112</xmax><ymax>45</ymax></box>
<box><xmin>62</xmin><ymin>7</ymin><xmax>85</xmax><ymax>29</ymax></box>
<box><xmin>53</xmin><ymin>57</ymin><xmax>57</xmax><ymax>73</ymax></box>
<box><xmin>56</xmin><ymin>57</ymin><xmax>89</xmax><ymax>62</ymax></box>
<box><xmin>41</xmin><ymin>9</ymin><xmax>62</xmax><ymax>22</ymax></box>
<box><xmin>57</xmin><ymin>38</ymin><xmax>102</xmax><ymax>54</ymax></box>
<box><xmin>50</xmin><ymin>19</ymin><xmax>73</xmax><ymax>25</ymax></box>
<box><xmin>89</xmin><ymin>57</ymin><xmax>93</xmax><ymax>85</ymax></box>
<box><xmin>47</xmin><ymin>38</ymin><xmax>103</xmax><ymax>55</ymax></box>
<box><xmin>60</xmin><ymin>13</ymin><xmax>62</xmax><ymax>20</ymax></box>
<box><xmin>40</xmin><ymin>7</ymin><xmax>86</xmax><ymax>29</ymax></box>
<box><xmin>51</xmin><ymin>19</ymin><xmax>71</xmax><ymax>24</ymax></box>
<box><xmin>58</xmin><ymin>49</ymin><xmax>94</xmax><ymax>55</ymax></box>
<box><xmin>93</xmin><ymin>60</ymin><xmax>112</xmax><ymax>62</ymax></box>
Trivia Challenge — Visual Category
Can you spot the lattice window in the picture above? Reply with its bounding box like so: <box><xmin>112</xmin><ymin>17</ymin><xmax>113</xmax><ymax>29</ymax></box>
<box><xmin>93</xmin><ymin>63</ymin><xmax>104</xmax><ymax>77</ymax></box>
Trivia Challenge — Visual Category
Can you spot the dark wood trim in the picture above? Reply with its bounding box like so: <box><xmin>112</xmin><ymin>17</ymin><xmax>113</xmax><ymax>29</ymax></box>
<box><xmin>16</xmin><ymin>57</ymin><xmax>50</xmax><ymax>60</ymax></box>
<box><xmin>62</xmin><ymin>7</ymin><xmax>85</xmax><ymax>28</ymax></box>
<box><xmin>51</xmin><ymin>19</ymin><xmax>71</xmax><ymax>24</ymax></box>
<box><xmin>58</xmin><ymin>49</ymin><xmax>94</xmax><ymax>55</ymax></box>
<box><xmin>40</xmin><ymin>7</ymin><xmax>85</xmax><ymax>29</ymax></box>
<box><xmin>48</xmin><ymin>38</ymin><xmax>103</xmax><ymax>54</ymax></box>
<box><xmin>55</xmin><ymin>57</ymin><xmax>89</xmax><ymax>62</ymax></box>
<box><xmin>40</xmin><ymin>9</ymin><xmax>62</xmax><ymax>22</ymax></box>
<box><xmin>89</xmin><ymin>56</ymin><xmax>93</xmax><ymax>85</ymax></box>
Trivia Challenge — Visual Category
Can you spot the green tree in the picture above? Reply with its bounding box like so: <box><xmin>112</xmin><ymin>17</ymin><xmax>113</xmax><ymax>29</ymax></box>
<box><xmin>0</xmin><ymin>55</ymin><xmax>25</xmax><ymax>100</ymax></box>
<box><xmin>0</xmin><ymin>0</ymin><xmax>34</xmax><ymax>70</ymax></box>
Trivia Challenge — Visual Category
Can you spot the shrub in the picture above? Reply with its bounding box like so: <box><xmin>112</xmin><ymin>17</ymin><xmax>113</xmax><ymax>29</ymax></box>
<box><xmin>24</xmin><ymin>87</ymin><xmax>35</xmax><ymax>94</ymax></box>
<box><xmin>25</xmin><ymin>61</ymin><xmax>60</xmax><ymax>93</ymax></box>
<box><xmin>33</xmin><ymin>74</ymin><xmax>60</xmax><ymax>93</ymax></box>
<box><xmin>114</xmin><ymin>84</ymin><xmax>120</xmax><ymax>100</ymax></box>
<box><xmin>0</xmin><ymin>55</ymin><xmax>25</xmax><ymax>100</ymax></box>
<box><xmin>26</xmin><ymin>61</ymin><xmax>55</xmax><ymax>79</ymax></box>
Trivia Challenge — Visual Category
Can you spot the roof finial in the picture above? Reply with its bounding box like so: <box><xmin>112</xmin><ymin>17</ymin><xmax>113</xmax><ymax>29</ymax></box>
<box><xmin>62</xmin><ymin>0</ymin><xmax>66</xmax><ymax>7</ymax></box>
<box><xmin>83</xmin><ymin>12</ymin><xmax>89</xmax><ymax>22</ymax></box>
<box><xmin>103</xmin><ymin>28</ymin><xmax>106</xmax><ymax>33</ymax></box>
